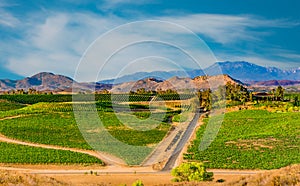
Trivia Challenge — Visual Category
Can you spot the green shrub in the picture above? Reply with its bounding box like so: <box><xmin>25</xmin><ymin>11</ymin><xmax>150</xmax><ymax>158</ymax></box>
<box><xmin>132</xmin><ymin>179</ymin><xmax>144</xmax><ymax>186</ymax></box>
<box><xmin>171</xmin><ymin>162</ymin><xmax>213</xmax><ymax>182</ymax></box>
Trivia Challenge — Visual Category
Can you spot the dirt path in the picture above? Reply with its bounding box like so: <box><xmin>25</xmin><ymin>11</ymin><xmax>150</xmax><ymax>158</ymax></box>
<box><xmin>0</xmin><ymin>114</ymin><xmax>265</xmax><ymax>185</ymax></box>
<box><xmin>0</xmin><ymin>164</ymin><xmax>262</xmax><ymax>186</ymax></box>
<box><xmin>0</xmin><ymin>115</ymin><xmax>127</xmax><ymax>166</ymax></box>
<box><xmin>0</xmin><ymin>115</ymin><xmax>27</xmax><ymax>121</ymax></box>
<box><xmin>0</xmin><ymin>164</ymin><xmax>261</xmax><ymax>175</ymax></box>
<box><xmin>0</xmin><ymin>133</ymin><xmax>126</xmax><ymax>166</ymax></box>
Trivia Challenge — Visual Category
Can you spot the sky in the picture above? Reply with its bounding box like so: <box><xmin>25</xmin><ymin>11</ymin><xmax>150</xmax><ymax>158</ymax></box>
<box><xmin>0</xmin><ymin>0</ymin><xmax>300</xmax><ymax>81</ymax></box>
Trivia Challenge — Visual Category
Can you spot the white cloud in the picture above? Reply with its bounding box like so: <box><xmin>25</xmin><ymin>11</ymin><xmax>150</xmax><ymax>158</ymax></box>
<box><xmin>160</xmin><ymin>14</ymin><xmax>298</xmax><ymax>44</ymax></box>
<box><xmin>0</xmin><ymin>0</ymin><xmax>20</xmax><ymax>27</ymax></box>
<box><xmin>4</xmin><ymin>11</ymin><xmax>299</xmax><ymax>81</ymax></box>
<box><xmin>6</xmin><ymin>12</ymin><xmax>125</xmax><ymax>80</ymax></box>
<box><xmin>99</xmin><ymin>0</ymin><xmax>154</xmax><ymax>11</ymax></box>
<box><xmin>0</xmin><ymin>9</ymin><xmax>19</xmax><ymax>27</ymax></box>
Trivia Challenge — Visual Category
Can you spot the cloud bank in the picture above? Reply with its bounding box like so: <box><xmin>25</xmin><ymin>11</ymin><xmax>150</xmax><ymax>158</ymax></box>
<box><xmin>1</xmin><ymin>6</ymin><xmax>299</xmax><ymax>81</ymax></box>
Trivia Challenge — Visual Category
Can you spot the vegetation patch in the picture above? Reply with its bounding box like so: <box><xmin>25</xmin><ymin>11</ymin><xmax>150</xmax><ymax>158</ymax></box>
<box><xmin>185</xmin><ymin>110</ymin><xmax>300</xmax><ymax>169</ymax></box>
<box><xmin>0</xmin><ymin>170</ymin><xmax>68</xmax><ymax>186</ymax></box>
<box><xmin>0</xmin><ymin>142</ymin><xmax>103</xmax><ymax>164</ymax></box>
<box><xmin>0</xmin><ymin>100</ymin><xmax>26</xmax><ymax>111</ymax></box>
<box><xmin>171</xmin><ymin>162</ymin><xmax>213</xmax><ymax>182</ymax></box>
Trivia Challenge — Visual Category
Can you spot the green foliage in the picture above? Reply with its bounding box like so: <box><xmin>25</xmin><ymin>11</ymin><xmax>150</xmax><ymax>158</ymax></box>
<box><xmin>0</xmin><ymin>100</ymin><xmax>25</xmax><ymax>111</ymax></box>
<box><xmin>132</xmin><ymin>180</ymin><xmax>144</xmax><ymax>186</ymax></box>
<box><xmin>0</xmin><ymin>94</ymin><xmax>73</xmax><ymax>104</ymax></box>
<box><xmin>0</xmin><ymin>110</ymin><xmax>171</xmax><ymax>149</ymax></box>
<box><xmin>275</xmin><ymin>86</ymin><xmax>284</xmax><ymax>101</ymax></box>
<box><xmin>0</xmin><ymin>99</ymin><xmax>179</xmax><ymax>165</ymax></box>
<box><xmin>0</xmin><ymin>142</ymin><xmax>103</xmax><ymax>164</ymax></box>
<box><xmin>225</xmin><ymin>82</ymin><xmax>249</xmax><ymax>103</ymax></box>
<box><xmin>197</xmin><ymin>89</ymin><xmax>212</xmax><ymax>110</ymax></box>
<box><xmin>185</xmin><ymin>110</ymin><xmax>300</xmax><ymax>169</ymax></box>
<box><xmin>171</xmin><ymin>162</ymin><xmax>213</xmax><ymax>182</ymax></box>
<box><xmin>0</xmin><ymin>113</ymin><xmax>92</xmax><ymax>150</ymax></box>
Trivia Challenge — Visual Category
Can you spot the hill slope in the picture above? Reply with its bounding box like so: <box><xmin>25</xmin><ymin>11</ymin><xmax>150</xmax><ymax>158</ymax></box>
<box><xmin>110</xmin><ymin>74</ymin><xmax>241</xmax><ymax>93</ymax></box>
<box><xmin>0</xmin><ymin>72</ymin><xmax>111</xmax><ymax>92</ymax></box>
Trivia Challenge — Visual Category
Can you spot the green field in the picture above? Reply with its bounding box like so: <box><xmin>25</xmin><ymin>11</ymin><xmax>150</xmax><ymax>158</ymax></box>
<box><xmin>0</xmin><ymin>112</ymin><xmax>171</xmax><ymax>148</ymax></box>
<box><xmin>0</xmin><ymin>142</ymin><xmax>103</xmax><ymax>164</ymax></box>
<box><xmin>185</xmin><ymin>110</ymin><xmax>300</xmax><ymax>169</ymax></box>
<box><xmin>2</xmin><ymin>93</ymin><xmax>299</xmax><ymax>168</ymax></box>
<box><xmin>0</xmin><ymin>95</ymin><xmax>179</xmax><ymax>165</ymax></box>
<box><xmin>0</xmin><ymin>100</ymin><xmax>26</xmax><ymax>111</ymax></box>
<box><xmin>0</xmin><ymin>113</ymin><xmax>92</xmax><ymax>149</ymax></box>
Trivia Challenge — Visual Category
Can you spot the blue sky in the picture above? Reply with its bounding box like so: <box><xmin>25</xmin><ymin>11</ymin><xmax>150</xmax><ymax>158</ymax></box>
<box><xmin>0</xmin><ymin>0</ymin><xmax>300</xmax><ymax>81</ymax></box>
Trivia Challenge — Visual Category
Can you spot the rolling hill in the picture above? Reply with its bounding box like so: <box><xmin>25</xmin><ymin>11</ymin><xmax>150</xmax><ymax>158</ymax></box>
<box><xmin>0</xmin><ymin>72</ymin><xmax>111</xmax><ymax>92</ymax></box>
<box><xmin>110</xmin><ymin>74</ymin><xmax>242</xmax><ymax>93</ymax></box>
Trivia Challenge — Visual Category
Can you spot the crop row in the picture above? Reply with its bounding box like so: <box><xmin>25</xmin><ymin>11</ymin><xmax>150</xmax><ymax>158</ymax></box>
<box><xmin>0</xmin><ymin>142</ymin><xmax>103</xmax><ymax>164</ymax></box>
<box><xmin>0</xmin><ymin>93</ymin><xmax>195</xmax><ymax>105</ymax></box>
<box><xmin>185</xmin><ymin>110</ymin><xmax>300</xmax><ymax>170</ymax></box>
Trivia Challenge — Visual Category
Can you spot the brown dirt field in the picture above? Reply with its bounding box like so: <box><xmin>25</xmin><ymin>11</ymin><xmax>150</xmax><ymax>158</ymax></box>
<box><xmin>49</xmin><ymin>173</ymin><xmax>245</xmax><ymax>186</ymax></box>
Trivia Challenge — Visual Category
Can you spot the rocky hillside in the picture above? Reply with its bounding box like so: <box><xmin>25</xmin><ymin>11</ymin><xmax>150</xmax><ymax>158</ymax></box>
<box><xmin>110</xmin><ymin>74</ymin><xmax>241</xmax><ymax>93</ymax></box>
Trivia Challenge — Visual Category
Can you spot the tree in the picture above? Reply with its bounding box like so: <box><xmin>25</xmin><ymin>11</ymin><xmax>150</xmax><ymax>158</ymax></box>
<box><xmin>275</xmin><ymin>86</ymin><xmax>284</xmax><ymax>101</ymax></box>
<box><xmin>197</xmin><ymin>89</ymin><xmax>212</xmax><ymax>111</ymax></box>
<box><xmin>293</xmin><ymin>96</ymin><xmax>299</xmax><ymax>106</ymax></box>
<box><xmin>171</xmin><ymin>162</ymin><xmax>213</xmax><ymax>182</ymax></box>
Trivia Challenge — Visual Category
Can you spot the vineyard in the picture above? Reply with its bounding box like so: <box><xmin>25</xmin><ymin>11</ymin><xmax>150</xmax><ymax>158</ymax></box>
<box><xmin>0</xmin><ymin>100</ymin><xmax>26</xmax><ymax>111</ymax></box>
<box><xmin>0</xmin><ymin>113</ymin><xmax>92</xmax><ymax>150</ymax></box>
<box><xmin>0</xmin><ymin>93</ymin><xmax>194</xmax><ymax>104</ymax></box>
<box><xmin>0</xmin><ymin>142</ymin><xmax>103</xmax><ymax>164</ymax></box>
<box><xmin>185</xmin><ymin>110</ymin><xmax>300</xmax><ymax>169</ymax></box>
<box><xmin>0</xmin><ymin>94</ymin><xmax>183</xmax><ymax>165</ymax></box>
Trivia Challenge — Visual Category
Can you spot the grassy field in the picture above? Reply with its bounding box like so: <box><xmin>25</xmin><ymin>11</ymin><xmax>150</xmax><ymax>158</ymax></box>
<box><xmin>3</xmin><ymin>94</ymin><xmax>299</xmax><ymax>168</ymax></box>
<box><xmin>0</xmin><ymin>142</ymin><xmax>103</xmax><ymax>164</ymax></box>
<box><xmin>0</xmin><ymin>96</ymin><xmax>179</xmax><ymax>165</ymax></box>
<box><xmin>0</xmin><ymin>113</ymin><xmax>92</xmax><ymax>149</ymax></box>
<box><xmin>0</xmin><ymin>100</ymin><xmax>26</xmax><ymax>111</ymax></box>
<box><xmin>0</xmin><ymin>105</ymin><xmax>173</xmax><ymax>148</ymax></box>
<box><xmin>185</xmin><ymin>110</ymin><xmax>300</xmax><ymax>169</ymax></box>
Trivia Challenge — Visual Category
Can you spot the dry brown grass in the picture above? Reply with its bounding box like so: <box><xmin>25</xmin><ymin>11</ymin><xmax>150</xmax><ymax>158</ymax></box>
<box><xmin>225</xmin><ymin>138</ymin><xmax>282</xmax><ymax>150</ymax></box>
<box><xmin>0</xmin><ymin>170</ymin><xmax>67</xmax><ymax>186</ymax></box>
<box><xmin>224</xmin><ymin>164</ymin><xmax>300</xmax><ymax>186</ymax></box>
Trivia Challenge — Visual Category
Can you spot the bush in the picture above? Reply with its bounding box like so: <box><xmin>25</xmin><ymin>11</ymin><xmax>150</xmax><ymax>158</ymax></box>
<box><xmin>132</xmin><ymin>180</ymin><xmax>144</xmax><ymax>186</ymax></box>
<box><xmin>171</xmin><ymin>162</ymin><xmax>213</xmax><ymax>182</ymax></box>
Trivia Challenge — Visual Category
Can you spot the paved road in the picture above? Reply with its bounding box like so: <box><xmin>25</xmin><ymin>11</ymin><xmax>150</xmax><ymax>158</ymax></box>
<box><xmin>162</xmin><ymin>109</ymin><xmax>201</xmax><ymax>171</ymax></box>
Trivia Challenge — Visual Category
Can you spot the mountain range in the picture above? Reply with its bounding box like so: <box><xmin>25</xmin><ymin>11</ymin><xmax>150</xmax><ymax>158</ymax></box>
<box><xmin>0</xmin><ymin>72</ymin><xmax>111</xmax><ymax>92</ymax></box>
<box><xmin>100</xmin><ymin>61</ymin><xmax>300</xmax><ymax>84</ymax></box>
<box><xmin>0</xmin><ymin>61</ymin><xmax>299</xmax><ymax>92</ymax></box>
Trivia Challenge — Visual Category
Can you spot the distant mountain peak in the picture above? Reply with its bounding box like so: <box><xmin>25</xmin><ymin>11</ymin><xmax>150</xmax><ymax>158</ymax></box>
<box><xmin>0</xmin><ymin>61</ymin><xmax>299</xmax><ymax>92</ymax></box>
<box><xmin>31</xmin><ymin>72</ymin><xmax>55</xmax><ymax>77</ymax></box>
